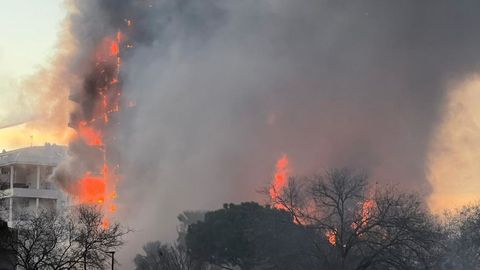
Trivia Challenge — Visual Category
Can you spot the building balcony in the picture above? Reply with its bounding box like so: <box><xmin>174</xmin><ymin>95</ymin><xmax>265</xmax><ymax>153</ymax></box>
<box><xmin>0</xmin><ymin>188</ymin><xmax>59</xmax><ymax>200</ymax></box>
<box><xmin>0</xmin><ymin>182</ymin><xmax>56</xmax><ymax>191</ymax></box>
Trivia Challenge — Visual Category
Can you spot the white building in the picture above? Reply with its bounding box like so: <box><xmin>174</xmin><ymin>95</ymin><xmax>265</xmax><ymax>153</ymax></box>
<box><xmin>0</xmin><ymin>144</ymin><xmax>67</xmax><ymax>226</ymax></box>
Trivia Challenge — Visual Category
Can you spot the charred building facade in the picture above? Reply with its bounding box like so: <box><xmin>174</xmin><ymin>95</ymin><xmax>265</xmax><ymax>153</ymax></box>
<box><xmin>0</xmin><ymin>144</ymin><xmax>67</xmax><ymax>226</ymax></box>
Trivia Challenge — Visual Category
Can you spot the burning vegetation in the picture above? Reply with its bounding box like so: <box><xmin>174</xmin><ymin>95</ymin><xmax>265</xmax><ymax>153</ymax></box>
<box><xmin>182</xmin><ymin>169</ymin><xmax>446</xmax><ymax>270</ymax></box>
<box><xmin>269</xmin><ymin>154</ymin><xmax>290</xmax><ymax>210</ymax></box>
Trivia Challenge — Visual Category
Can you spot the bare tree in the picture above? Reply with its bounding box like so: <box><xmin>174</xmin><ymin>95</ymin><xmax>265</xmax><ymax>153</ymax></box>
<box><xmin>272</xmin><ymin>168</ymin><xmax>443</xmax><ymax>270</ymax></box>
<box><xmin>3</xmin><ymin>210</ymin><xmax>65</xmax><ymax>270</ymax></box>
<box><xmin>75</xmin><ymin>205</ymin><xmax>128</xmax><ymax>270</ymax></box>
<box><xmin>44</xmin><ymin>214</ymin><xmax>82</xmax><ymax>270</ymax></box>
<box><xmin>267</xmin><ymin>177</ymin><xmax>307</xmax><ymax>226</ymax></box>
<box><xmin>134</xmin><ymin>241</ymin><xmax>195</xmax><ymax>270</ymax></box>
<box><xmin>2</xmin><ymin>205</ymin><xmax>127</xmax><ymax>270</ymax></box>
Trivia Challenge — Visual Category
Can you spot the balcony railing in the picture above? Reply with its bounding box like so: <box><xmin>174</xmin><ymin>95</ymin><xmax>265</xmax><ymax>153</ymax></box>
<box><xmin>0</xmin><ymin>188</ymin><xmax>58</xmax><ymax>199</ymax></box>
<box><xmin>0</xmin><ymin>182</ymin><xmax>56</xmax><ymax>190</ymax></box>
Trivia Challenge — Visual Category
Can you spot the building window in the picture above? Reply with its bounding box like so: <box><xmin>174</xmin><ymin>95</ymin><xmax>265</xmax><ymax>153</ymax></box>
<box><xmin>1</xmin><ymin>168</ymin><xmax>9</xmax><ymax>175</ymax></box>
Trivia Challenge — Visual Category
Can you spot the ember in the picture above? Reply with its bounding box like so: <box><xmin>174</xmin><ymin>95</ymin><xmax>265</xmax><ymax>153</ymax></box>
<box><xmin>325</xmin><ymin>229</ymin><xmax>337</xmax><ymax>246</ymax></box>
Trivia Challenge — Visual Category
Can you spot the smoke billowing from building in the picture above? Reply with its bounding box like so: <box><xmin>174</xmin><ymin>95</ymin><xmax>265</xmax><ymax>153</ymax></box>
<box><xmin>43</xmin><ymin>0</ymin><xmax>480</xmax><ymax>267</ymax></box>
<box><xmin>49</xmin><ymin>0</ymin><xmax>159</xmax><ymax>216</ymax></box>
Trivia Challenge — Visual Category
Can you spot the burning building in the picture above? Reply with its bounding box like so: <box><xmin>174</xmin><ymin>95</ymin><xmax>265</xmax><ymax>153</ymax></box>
<box><xmin>0</xmin><ymin>144</ymin><xmax>67</xmax><ymax>227</ymax></box>
<box><xmin>48</xmin><ymin>23</ymin><xmax>127</xmax><ymax>225</ymax></box>
<box><xmin>47</xmin><ymin>0</ymin><xmax>157</xmax><ymax>225</ymax></box>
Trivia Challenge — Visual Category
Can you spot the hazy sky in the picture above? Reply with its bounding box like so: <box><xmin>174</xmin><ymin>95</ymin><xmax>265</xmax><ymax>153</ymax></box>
<box><xmin>0</xmin><ymin>1</ymin><xmax>67</xmax><ymax>148</ymax></box>
<box><xmin>0</xmin><ymin>1</ymin><xmax>64</xmax><ymax>125</ymax></box>
<box><xmin>1</xmin><ymin>2</ymin><xmax>480</xmax><ymax>261</ymax></box>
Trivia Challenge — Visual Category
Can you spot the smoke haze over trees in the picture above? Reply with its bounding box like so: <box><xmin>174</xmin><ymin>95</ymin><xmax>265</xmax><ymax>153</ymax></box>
<box><xmin>134</xmin><ymin>171</ymin><xmax>480</xmax><ymax>270</ymax></box>
<box><xmin>10</xmin><ymin>0</ymin><xmax>480</xmax><ymax>267</ymax></box>
<box><xmin>111</xmin><ymin>0</ymin><xmax>480</xmax><ymax>264</ymax></box>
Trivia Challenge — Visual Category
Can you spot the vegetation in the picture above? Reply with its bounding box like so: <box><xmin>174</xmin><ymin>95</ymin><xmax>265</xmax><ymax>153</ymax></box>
<box><xmin>135</xmin><ymin>168</ymin><xmax>480</xmax><ymax>270</ymax></box>
<box><xmin>269</xmin><ymin>169</ymin><xmax>444</xmax><ymax>270</ymax></box>
<box><xmin>0</xmin><ymin>218</ymin><xmax>16</xmax><ymax>268</ymax></box>
<box><xmin>1</xmin><ymin>205</ymin><xmax>127</xmax><ymax>270</ymax></box>
<box><xmin>134</xmin><ymin>241</ymin><xmax>194</xmax><ymax>270</ymax></box>
<box><xmin>186</xmin><ymin>202</ymin><xmax>315</xmax><ymax>270</ymax></box>
<box><xmin>7</xmin><ymin>169</ymin><xmax>479</xmax><ymax>270</ymax></box>
<box><xmin>134</xmin><ymin>211</ymin><xmax>205</xmax><ymax>270</ymax></box>
<box><xmin>442</xmin><ymin>205</ymin><xmax>480</xmax><ymax>269</ymax></box>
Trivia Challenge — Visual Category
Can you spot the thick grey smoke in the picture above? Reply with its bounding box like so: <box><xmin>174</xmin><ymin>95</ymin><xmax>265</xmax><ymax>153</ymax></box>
<box><xmin>117</xmin><ymin>1</ymin><xmax>480</xmax><ymax>265</ymax></box>
<box><xmin>50</xmin><ymin>0</ymin><xmax>480</xmax><ymax>267</ymax></box>
<box><xmin>50</xmin><ymin>0</ymin><xmax>159</xmax><ymax>193</ymax></box>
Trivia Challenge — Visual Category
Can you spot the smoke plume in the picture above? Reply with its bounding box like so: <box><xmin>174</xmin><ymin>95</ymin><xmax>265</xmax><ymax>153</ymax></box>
<box><xmin>44</xmin><ymin>0</ymin><xmax>480</xmax><ymax>267</ymax></box>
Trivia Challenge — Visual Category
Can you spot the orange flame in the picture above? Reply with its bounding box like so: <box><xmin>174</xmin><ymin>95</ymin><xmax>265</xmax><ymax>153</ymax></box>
<box><xmin>360</xmin><ymin>199</ymin><xmax>375</xmax><ymax>224</ymax></box>
<box><xmin>325</xmin><ymin>229</ymin><xmax>337</xmax><ymax>246</ymax></box>
<box><xmin>351</xmin><ymin>199</ymin><xmax>376</xmax><ymax>231</ymax></box>
<box><xmin>73</xmin><ymin>31</ymin><xmax>125</xmax><ymax>228</ymax></box>
<box><xmin>269</xmin><ymin>154</ymin><xmax>289</xmax><ymax>209</ymax></box>
<box><xmin>77</xmin><ymin>176</ymin><xmax>106</xmax><ymax>204</ymax></box>
<box><xmin>110</xmin><ymin>41</ymin><xmax>119</xmax><ymax>56</ymax></box>
<box><xmin>78</xmin><ymin>121</ymin><xmax>103</xmax><ymax>146</ymax></box>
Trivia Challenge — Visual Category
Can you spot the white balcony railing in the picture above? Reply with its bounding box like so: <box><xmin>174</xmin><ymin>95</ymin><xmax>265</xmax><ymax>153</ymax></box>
<box><xmin>0</xmin><ymin>188</ymin><xmax>58</xmax><ymax>199</ymax></box>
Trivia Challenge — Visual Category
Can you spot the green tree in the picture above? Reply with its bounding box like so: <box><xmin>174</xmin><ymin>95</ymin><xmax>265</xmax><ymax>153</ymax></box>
<box><xmin>177</xmin><ymin>211</ymin><xmax>205</xmax><ymax>248</ymax></box>
<box><xmin>186</xmin><ymin>202</ymin><xmax>316</xmax><ymax>270</ymax></box>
